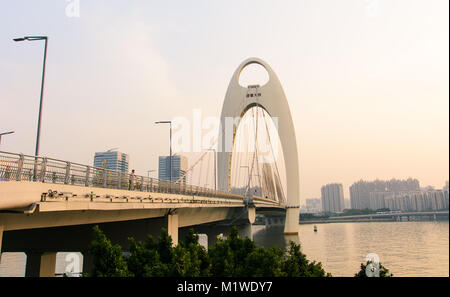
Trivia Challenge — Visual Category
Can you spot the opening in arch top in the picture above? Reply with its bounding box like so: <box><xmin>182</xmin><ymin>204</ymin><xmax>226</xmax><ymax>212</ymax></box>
<box><xmin>238</xmin><ymin>62</ymin><xmax>270</xmax><ymax>88</ymax></box>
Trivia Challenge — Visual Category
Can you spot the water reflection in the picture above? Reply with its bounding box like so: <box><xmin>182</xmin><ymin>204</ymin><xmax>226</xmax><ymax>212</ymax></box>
<box><xmin>252</xmin><ymin>221</ymin><xmax>449</xmax><ymax>277</ymax></box>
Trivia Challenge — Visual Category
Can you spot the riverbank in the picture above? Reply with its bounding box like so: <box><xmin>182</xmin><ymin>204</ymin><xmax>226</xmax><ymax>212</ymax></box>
<box><xmin>299</xmin><ymin>211</ymin><xmax>449</xmax><ymax>225</ymax></box>
<box><xmin>299</xmin><ymin>218</ymin><xmax>395</xmax><ymax>224</ymax></box>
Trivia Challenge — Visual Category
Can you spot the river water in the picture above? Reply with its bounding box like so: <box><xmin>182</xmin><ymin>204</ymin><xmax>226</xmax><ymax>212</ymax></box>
<box><xmin>254</xmin><ymin>221</ymin><xmax>449</xmax><ymax>277</ymax></box>
<box><xmin>0</xmin><ymin>221</ymin><xmax>448</xmax><ymax>277</ymax></box>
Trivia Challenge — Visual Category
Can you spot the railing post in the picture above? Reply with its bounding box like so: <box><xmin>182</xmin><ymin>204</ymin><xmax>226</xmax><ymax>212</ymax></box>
<box><xmin>103</xmin><ymin>169</ymin><xmax>107</xmax><ymax>188</ymax></box>
<box><xmin>64</xmin><ymin>162</ymin><xmax>71</xmax><ymax>184</ymax></box>
<box><xmin>40</xmin><ymin>157</ymin><xmax>47</xmax><ymax>182</ymax></box>
<box><xmin>85</xmin><ymin>166</ymin><xmax>91</xmax><ymax>187</ymax></box>
<box><xmin>16</xmin><ymin>154</ymin><xmax>24</xmax><ymax>181</ymax></box>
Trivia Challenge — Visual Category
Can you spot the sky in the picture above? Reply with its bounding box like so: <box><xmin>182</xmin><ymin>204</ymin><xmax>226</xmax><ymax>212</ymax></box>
<box><xmin>0</xmin><ymin>0</ymin><xmax>448</xmax><ymax>202</ymax></box>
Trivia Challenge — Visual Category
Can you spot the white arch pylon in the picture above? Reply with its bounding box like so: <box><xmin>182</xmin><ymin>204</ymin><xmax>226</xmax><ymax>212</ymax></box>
<box><xmin>217</xmin><ymin>57</ymin><xmax>300</xmax><ymax>235</ymax></box>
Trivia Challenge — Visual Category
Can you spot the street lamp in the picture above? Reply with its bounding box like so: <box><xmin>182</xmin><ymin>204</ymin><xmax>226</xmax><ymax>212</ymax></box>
<box><xmin>0</xmin><ymin>131</ymin><xmax>15</xmax><ymax>146</ymax></box>
<box><xmin>13</xmin><ymin>36</ymin><xmax>48</xmax><ymax>157</ymax></box>
<box><xmin>155</xmin><ymin>121</ymin><xmax>172</xmax><ymax>183</ymax></box>
<box><xmin>204</xmin><ymin>148</ymin><xmax>217</xmax><ymax>192</ymax></box>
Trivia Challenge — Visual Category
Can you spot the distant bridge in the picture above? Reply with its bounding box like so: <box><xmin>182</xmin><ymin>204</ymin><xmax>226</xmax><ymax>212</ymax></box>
<box><xmin>300</xmin><ymin>211</ymin><xmax>449</xmax><ymax>224</ymax></box>
<box><xmin>327</xmin><ymin>211</ymin><xmax>449</xmax><ymax>221</ymax></box>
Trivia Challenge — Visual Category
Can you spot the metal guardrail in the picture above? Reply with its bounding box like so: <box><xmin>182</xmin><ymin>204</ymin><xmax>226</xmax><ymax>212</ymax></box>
<box><xmin>0</xmin><ymin>151</ymin><xmax>277</xmax><ymax>205</ymax></box>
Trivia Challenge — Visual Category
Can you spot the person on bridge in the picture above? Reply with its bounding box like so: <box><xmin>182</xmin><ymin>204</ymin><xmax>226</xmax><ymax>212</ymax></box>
<box><xmin>129</xmin><ymin>169</ymin><xmax>136</xmax><ymax>190</ymax></box>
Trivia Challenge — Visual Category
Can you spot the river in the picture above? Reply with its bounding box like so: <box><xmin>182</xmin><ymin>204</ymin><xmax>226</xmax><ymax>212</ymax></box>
<box><xmin>253</xmin><ymin>221</ymin><xmax>449</xmax><ymax>277</ymax></box>
<box><xmin>0</xmin><ymin>221</ymin><xmax>448</xmax><ymax>277</ymax></box>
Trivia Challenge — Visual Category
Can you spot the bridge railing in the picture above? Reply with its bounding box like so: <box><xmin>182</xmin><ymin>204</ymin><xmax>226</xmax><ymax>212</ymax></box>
<box><xmin>0</xmin><ymin>150</ymin><xmax>268</xmax><ymax>203</ymax></box>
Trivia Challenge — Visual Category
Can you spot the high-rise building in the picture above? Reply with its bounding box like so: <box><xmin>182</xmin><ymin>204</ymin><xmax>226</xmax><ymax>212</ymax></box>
<box><xmin>383</xmin><ymin>190</ymin><xmax>449</xmax><ymax>212</ymax></box>
<box><xmin>93</xmin><ymin>149</ymin><xmax>129</xmax><ymax>173</ymax></box>
<box><xmin>350</xmin><ymin>178</ymin><xmax>420</xmax><ymax>210</ymax></box>
<box><xmin>321</xmin><ymin>183</ymin><xmax>345</xmax><ymax>213</ymax></box>
<box><xmin>158</xmin><ymin>155</ymin><xmax>188</xmax><ymax>184</ymax></box>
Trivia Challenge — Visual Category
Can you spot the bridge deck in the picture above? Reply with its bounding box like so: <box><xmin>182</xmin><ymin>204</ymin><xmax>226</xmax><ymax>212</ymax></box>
<box><xmin>0</xmin><ymin>150</ymin><xmax>282</xmax><ymax>211</ymax></box>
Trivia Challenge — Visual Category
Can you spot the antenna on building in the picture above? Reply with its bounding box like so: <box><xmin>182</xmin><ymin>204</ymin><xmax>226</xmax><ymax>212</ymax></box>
<box><xmin>107</xmin><ymin>148</ymin><xmax>119</xmax><ymax>152</ymax></box>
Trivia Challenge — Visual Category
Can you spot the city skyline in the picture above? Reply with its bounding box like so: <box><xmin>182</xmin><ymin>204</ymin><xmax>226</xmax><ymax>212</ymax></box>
<box><xmin>0</xmin><ymin>1</ymin><xmax>448</xmax><ymax>202</ymax></box>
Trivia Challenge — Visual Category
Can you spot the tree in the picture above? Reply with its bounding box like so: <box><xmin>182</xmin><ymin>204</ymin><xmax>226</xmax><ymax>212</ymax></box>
<box><xmin>208</xmin><ymin>226</ymin><xmax>257</xmax><ymax>277</ymax></box>
<box><xmin>354</xmin><ymin>260</ymin><xmax>393</xmax><ymax>277</ymax></box>
<box><xmin>282</xmin><ymin>241</ymin><xmax>330</xmax><ymax>277</ymax></box>
<box><xmin>243</xmin><ymin>246</ymin><xmax>284</xmax><ymax>277</ymax></box>
<box><xmin>86</xmin><ymin>225</ymin><xmax>340</xmax><ymax>278</ymax></box>
<box><xmin>127</xmin><ymin>234</ymin><xmax>170</xmax><ymax>277</ymax></box>
<box><xmin>126</xmin><ymin>228</ymin><xmax>209</xmax><ymax>277</ymax></box>
<box><xmin>178</xmin><ymin>229</ymin><xmax>211</xmax><ymax>276</ymax></box>
<box><xmin>87</xmin><ymin>225</ymin><xmax>131</xmax><ymax>277</ymax></box>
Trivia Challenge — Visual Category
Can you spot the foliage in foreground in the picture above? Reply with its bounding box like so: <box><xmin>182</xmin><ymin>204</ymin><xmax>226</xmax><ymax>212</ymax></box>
<box><xmin>85</xmin><ymin>226</ymin><xmax>391</xmax><ymax>277</ymax></box>
<box><xmin>86</xmin><ymin>226</ymin><xmax>330</xmax><ymax>277</ymax></box>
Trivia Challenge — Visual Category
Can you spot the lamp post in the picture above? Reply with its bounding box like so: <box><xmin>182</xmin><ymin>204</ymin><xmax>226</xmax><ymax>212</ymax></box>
<box><xmin>155</xmin><ymin>121</ymin><xmax>172</xmax><ymax>183</ymax></box>
<box><xmin>13</xmin><ymin>36</ymin><xmax>48</xmax><ymax>157</ymax></box>
<box><xmin>0</xmin><ymin>131</ymin><xmax>15</xmax><ymax>146</ymax></box>
<box><xmin>204</xmin><ymin>148</ymin><xmax>217</xmax><ymax>192</ymax></box>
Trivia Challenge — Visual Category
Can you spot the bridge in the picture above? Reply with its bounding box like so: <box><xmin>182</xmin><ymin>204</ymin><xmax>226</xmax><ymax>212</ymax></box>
<box><xmin>299</xmin><ymin>211</ymin><xmax>449</xmax><ymax>224</ymax></box>
<box><xmin>327</xmin><ymin>211</ymin><xmax>449</xmax><ymax>222</ymax></box>
<box><xmin>0</xmin><ymin>58</ymin><xmax>301</xmax><ymax>276</ymax></box>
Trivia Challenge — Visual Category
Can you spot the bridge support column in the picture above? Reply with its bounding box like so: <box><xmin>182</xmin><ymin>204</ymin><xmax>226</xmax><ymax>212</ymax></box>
<box><xmin>236</xmin><ymin>207</ymin><xmax>255</xmax><ymax>240</ymax></box>
<box><xmin>284</xmin><ymin>207</ymin><xmax>299</xmax><ymax>235</ymax></box>
<box><xmin>25</xmin><ymin>251</ymin><xmax>57</xmax><ymax>277</ymax></box>
<box><xmin>167</xmin><ymin>214</ymin><xmax>179</xmax><ymax>246</ymax></box>
<box><xmin>40</xmin><ymin>252</ymin><xmax>57</xmax><ymax>277</ymax></box>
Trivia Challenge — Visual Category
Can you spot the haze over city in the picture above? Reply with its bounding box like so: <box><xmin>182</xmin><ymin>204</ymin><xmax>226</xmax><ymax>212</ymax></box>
<box><xmin>1</xmin><ymin>0</ymin><xmax>448</xmax><ymax>202</ymax></box>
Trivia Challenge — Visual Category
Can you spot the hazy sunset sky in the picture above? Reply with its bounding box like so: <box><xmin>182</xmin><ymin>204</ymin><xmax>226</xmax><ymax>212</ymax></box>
<box><xmin>1</xmin><ymin>0</ymin><xmax>448</xmax><ymax>202</ymax></box>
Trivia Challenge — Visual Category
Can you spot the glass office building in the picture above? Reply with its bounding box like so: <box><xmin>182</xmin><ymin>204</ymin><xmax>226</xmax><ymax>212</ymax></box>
<box><xmin>93</xmin><ymin>150</ymin><xmax>129</xmax><ymax>173</ymax></box>
<box><xmin>158</xmin><ymin>155</ymin><xmax>187</xmax><ymax>184</ymax></box>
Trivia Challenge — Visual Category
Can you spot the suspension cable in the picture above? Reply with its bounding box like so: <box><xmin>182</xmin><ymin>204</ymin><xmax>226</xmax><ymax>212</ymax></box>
<box><xmin>261</xmin><ymin>110</ymin><xmax>286</xmax><ymax>204</ymax></box>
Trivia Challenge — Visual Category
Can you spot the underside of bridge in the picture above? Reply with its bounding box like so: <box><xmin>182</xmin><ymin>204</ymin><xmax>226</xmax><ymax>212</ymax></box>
<box><xmin>0</xmin><ymin>205</ymin><xmax>261</xmax><ymax>276</ymax></box>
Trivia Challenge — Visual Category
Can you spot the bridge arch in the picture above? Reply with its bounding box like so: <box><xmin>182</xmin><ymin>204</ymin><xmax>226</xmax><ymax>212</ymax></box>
<box><xmin>217</xmin><ymin>57</ymin><xmax>300</xmax><ymax>234</ymax></box>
